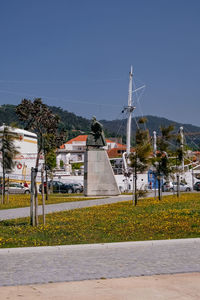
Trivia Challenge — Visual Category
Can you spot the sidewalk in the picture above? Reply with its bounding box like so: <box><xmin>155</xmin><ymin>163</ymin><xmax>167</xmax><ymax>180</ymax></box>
<box><xmin>1</xmin><ymin>239</ymin><xmax>200</xmax><ymax>286</ymax></box>
<box><xmin>0</xmin><ymin>273</ymin><xmax>199</xmax><ymax>300</ymax></box>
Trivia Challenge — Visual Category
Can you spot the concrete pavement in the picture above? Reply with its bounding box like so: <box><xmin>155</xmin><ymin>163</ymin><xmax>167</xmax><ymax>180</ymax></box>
<box><xmin>0</xmin><ymin>238</ymin><xmax>200</xmax><ymax>286</ymax></box>
<box><xmin>1</xmin><ymin>193</ymin><xmax>199</xmax><ymax>299</ymax></box>
<box><xmin>1</xmin><ymin>273</ymin><xmax>200</xmax><ymax>300</ymax></box>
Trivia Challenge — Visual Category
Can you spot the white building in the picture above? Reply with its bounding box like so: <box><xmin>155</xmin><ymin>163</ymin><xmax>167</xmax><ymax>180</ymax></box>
<box><xmin>0</xmin><ymin>125</ymin><xmax>40</xmax><ymax>183</ymax></box>
<box><xmin>56</xmin><ymin>135</ymin><xmax>118</xmax><ymax>170</ymax></box>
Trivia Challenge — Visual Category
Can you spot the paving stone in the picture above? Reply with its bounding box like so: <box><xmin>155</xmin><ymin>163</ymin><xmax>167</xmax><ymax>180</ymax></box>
<box><xmin>0</xmin><ymin>239</ymin><xmax>199</xmax><ymax>286</ymax></box>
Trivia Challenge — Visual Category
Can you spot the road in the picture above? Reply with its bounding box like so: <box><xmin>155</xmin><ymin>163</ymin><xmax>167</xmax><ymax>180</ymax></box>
<box><xmin>0</xmin><ymin>238</ymin><xmax>199</xmax><ymax>286</ymax></box>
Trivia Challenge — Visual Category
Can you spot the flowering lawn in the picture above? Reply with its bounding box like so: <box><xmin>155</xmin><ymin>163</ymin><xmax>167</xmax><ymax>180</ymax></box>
<box><xmin>0</xmin><ymin>194</ymin><xmax>99</xmax><ymax>210</ymax></box>
<box><xmin>0</xmin><ymin>193</ymin><xmax>200</xmax><ymax>248</ymax></box>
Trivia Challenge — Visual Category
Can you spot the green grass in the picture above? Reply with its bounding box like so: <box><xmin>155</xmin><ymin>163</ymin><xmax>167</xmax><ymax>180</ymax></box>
<box><xmin>0</xmin><ymin>193</ymin><xmax>200</xmax><ymax>248</ymax></box>
<box><xmin>0</xmin><ymin>193</ymin><xmax>101</xmax><ymax>210</ymax></box>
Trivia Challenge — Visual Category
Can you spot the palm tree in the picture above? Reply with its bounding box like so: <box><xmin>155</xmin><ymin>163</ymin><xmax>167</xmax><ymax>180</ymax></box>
<box><xmin>130</xmin><ymin>118</ymin><xmax>152</xmax><ymax>206</ymax></box>
<box><xmin>0</xmin><ymin>126</ymin><xmax>19</xmax><ymax>204</ymax></box>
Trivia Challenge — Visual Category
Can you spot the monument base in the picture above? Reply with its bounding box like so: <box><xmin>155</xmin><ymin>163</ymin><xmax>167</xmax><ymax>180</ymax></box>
<box><xmin>84</xmin><ymin>149</ymin><xmax>120</xmax><ymax>196</ymax></box>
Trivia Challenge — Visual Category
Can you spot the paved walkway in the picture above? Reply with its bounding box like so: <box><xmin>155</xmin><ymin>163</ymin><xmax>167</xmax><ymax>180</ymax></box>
<box><xmin>1</xmin><ymin>273</ymin><xmax>200</xmax><ymax>299</ymax></box>
<box><xmin>0</xmin><ymin>238</ymin><xmax>199</xmax><ymax>286</ymax></box>
<box><xmin>0</xmin><ymin>191</ymin><xmax>175</xmax><ymax>221</ymax></box>
<box><xmin>0</xmin><ymin>195</ymin><xmax>132</xmax><ymax>220</ymax></box>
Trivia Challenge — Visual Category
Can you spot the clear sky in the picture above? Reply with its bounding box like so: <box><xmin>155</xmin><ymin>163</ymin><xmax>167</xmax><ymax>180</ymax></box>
<box><xmin>0</xmin><ymin>0</ymin><xmax>200</xmax><ymax>125</ymax></box>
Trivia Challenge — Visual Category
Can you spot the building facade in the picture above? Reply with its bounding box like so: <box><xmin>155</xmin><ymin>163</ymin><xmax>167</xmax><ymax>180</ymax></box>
<box><xmin>0</xmin><ymin>126</ymin><xmax>39</xmax><ymax>183</ymax></box>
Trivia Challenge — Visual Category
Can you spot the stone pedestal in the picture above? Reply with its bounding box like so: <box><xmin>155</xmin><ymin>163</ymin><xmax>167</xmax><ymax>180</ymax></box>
<box><xmin>84</xmin><ymin>149</ymin><xmax>120</xmax><ymax>196</ymax></box>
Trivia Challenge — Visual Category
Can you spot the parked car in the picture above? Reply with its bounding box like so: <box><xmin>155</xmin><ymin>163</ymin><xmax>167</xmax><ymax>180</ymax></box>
<box><xmin>193</xmin><ymin>181</ymin><xmax>200</xmax><ymax>191</ymax></box>
<box><xmin>69</xmin><ymin>183</ymin><xmax>83</xmax><ymax>193</ymax></box>
<box><xmin>172</xmin><ymin>182</ymin><xmax>191</xmax><ymax>192</ymax></box>
<box><xmin>62</xmin><ymin>184</ymin><xmax>76</xmax><ymax>194</ymax></box>
<box><xmin>162</xmin><ymin>182</ymin><xmax>191</xmax><ymax>192</ymax></box>
<box><xmin>39</xmin><ymin>181</ymin><xmax>66</xmax><ymax>193</ymax></box>
<box><xmin>0</xmin><ymin>183</ymin><xmax>30</xmax><ymax>194</ymax></box>
<box><xmin>162</xmin><ymin>182</ymin><xmax>174</xmax><ymax>192</ymax></box>
<box><xmin>39</xmin><ymin>181</ymin><xmax>83</xmax><ymax>194</ymax></box>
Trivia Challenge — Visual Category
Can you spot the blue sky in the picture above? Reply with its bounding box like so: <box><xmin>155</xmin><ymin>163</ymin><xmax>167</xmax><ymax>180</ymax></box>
<box><xmin>0</xmin><ymin>0</ymin><xmax>200</xmax><ymax>125</ymax></box>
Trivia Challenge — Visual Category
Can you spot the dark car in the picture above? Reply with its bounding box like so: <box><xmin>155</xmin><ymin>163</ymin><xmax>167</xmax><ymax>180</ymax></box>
<box><xmin>193</xmin><ymin>181</ymin><xmax>200</xmax><ymax>191</ymax></box>
<box><xmin>69</xmin><ymin>183</ymin><xmax>83</xmax><ymax>193</ymax></box>
<box><xmin>62</xmin><ymin>184</ymin><xmax>75</xmax><ymax>194</ymax></box>
<box><xmin>39</xmin><ymin>181</ymin><xmax>83</xmax><ymax>194</ymax></box>
<box><xmin>39</xmin><ymin>181</ymin><xmax>66</xmax><ymax>193</ymax></box>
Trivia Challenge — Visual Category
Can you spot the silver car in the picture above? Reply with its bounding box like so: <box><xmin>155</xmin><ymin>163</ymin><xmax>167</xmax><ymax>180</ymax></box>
<box><xmin>7</xmin><ymin>183</ymin><xmax>30</xmax><ymax>194</ymax></box>
<box><xmin>162</xmin><ymin>182</ymin><xmax>191</xmax><ymax>192</ymax></box>
<box><xmin>172</xmin><ymin>182</ymin><xmax>191</xmax><ymax>192</ymax></box>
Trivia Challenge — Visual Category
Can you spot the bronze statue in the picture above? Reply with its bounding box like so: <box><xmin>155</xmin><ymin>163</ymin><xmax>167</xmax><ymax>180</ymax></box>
<box><xmin>86</xmin><ymin>116</ymin><xmax>107</xmax><ymax>148</ymax></box>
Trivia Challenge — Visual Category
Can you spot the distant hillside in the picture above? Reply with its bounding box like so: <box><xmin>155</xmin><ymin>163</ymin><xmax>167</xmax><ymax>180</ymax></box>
<box><xmin>0</xmin><ymin>104</ymin><xmax>200</xmax><ymax>148</ymax></box>
<box><xmin>100</xmin><ymin>115</ymin><xmax>200</xmax><ymax>136</ymax></box>
<box><xmin>0</xmin><ymin>104</ymin><xmax>91</xmax><ymax>140</ymax></box>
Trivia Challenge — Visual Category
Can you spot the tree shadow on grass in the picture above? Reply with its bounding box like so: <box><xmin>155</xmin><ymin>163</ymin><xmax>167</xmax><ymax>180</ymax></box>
<box><xmin>0</xmin><ymin>220</ymin><xmax>28</xmax><ymax>226</ymax></box>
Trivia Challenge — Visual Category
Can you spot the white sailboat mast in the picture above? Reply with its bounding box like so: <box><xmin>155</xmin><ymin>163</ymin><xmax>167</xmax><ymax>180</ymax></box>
<box><xmin>126</xmin><ymin>66</ymin><xmax>134</xmax><ymax>155</ymax></box>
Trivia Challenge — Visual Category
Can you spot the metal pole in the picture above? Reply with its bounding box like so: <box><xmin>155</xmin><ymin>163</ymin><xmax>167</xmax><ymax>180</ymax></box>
<box><xmin>180</xmin><ymin>126</ymin><xmax>184</xmax><ymax>172</ymax></box>
<box><xmin>2</xmin><ymin>148</ymin><xmax>5</xmax><ymax>204</ymax></box>
<box><xmin>153</xmin><ymin>131</ymin><xmax>157</xmax><ymax>157</ymax></box>
<box><xmin>6</xmin><ymin>176</ymin><xmax>9</xmax><ymax>204</ymax></box>
<box><xmin>176</xmin><ymin>157</ymin><xmax>180</xmax><ymax>198</ymax></box>
<box><xmin>30</xmin><ymin>167</ymin><xmax>35</xmax><ymax>226</ymax></box>
<box><xmin>134</xmin><ymin>165</ymin><xmax>137</xmax><ymax>206</ymax></box>
<box><xmin>177</xmin><ymin>173</ymin><xmax>180</xmax><ymax>197</ymax></box>
<box><xmin>41</xmin><ymin>166</ymin><xmax>45</xmax><ymax>225</ymax></box>
<box><xmin>1</xmin><ymin>176</ymin><xmax>3</xmax><ymax>204</ymax></box>
<box><xmin>192</xmin><ymin>166</ymin><xmax>194</xmax><ymax>190</ymax></box>
<box><xmin>132</xmin><ymin>173</ymin><xmax>134</xmax><ymax>205</ymax></box>
<box><xmin>154</xmin><ymin>174</ymin><xmax>157</xmax><ymax>200</ymax></box>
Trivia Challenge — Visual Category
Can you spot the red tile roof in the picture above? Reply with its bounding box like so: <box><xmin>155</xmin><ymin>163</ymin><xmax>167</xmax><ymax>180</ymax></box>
<box><xmin>66</xmin><ymin>135</ymin><xmax>88</xmax><ymax>144</ymax></box>
<box><xmin>107</xmin><ymin>146</ymin><xmax>134</xmax><ymax>158</ymax></box>
<box><xmin>60</xmin><ymin>135</ymin><xmax>125</xmax><ymax>149</ymax></box>
<box><xmin>107</xmin><ymin>148</ymin><xmax>125</xmax><ymax>158</ymax></box>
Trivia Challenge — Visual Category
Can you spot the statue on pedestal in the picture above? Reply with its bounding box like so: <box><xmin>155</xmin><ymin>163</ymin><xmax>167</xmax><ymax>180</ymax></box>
<box><xmin>86</xmin><ymin>116</ymin><xmax>107</xmax><ymax>148</ymax></box>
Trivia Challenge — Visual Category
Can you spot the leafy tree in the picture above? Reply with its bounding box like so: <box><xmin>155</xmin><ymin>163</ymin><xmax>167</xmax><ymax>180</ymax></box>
<box><xmin>60</xmin><ymin>159</ymin><xmax>64</xmax><ymax>168</ymax></box>
<box><xmin>130</xmin><ymin>118</ymin><xmax>152</xmax><ymax>206</ymax></box>
<box><xmin>0</xmin><ymin>126</ymin><xmax>19</xmax><ymax>204</ymax></box>
<box><xmin>173</xmin><ymin>132</ymin><xmax>187</xmax><ymax>197</ymax></box>
<box><xmin>42</xmin><ymin>132</ymin><xmax>67</xmax><ymax>199</ymax></box>
<box><xmin>46</xmin><ymin>150</ymin><xmax>57</xmax><ymax>171</ymax></box>
<box><xmin>152</xmin><ymin>125</ymin><xmax>174</xmax><ymax>200</ymax></box>
<box><xmin>16</xmin><ymin>98</ymin><xmax>66</xmax><ymax>225</ymax></box>
<box><xmin>72</xmin><ymin>162</ymin><xmax>83</xmax><ymax>170</ymax></box>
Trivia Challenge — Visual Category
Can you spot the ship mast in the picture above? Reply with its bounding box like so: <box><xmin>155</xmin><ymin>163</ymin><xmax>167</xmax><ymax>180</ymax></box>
<box><xmin>122</xmin><ymin>66</ymin><xmax>136</xmax><ymax>179</ymax></box>
<box><xmin>126</xmin><ymin>66</ymin><xmax>135</xmax><ymax>155</ymax></box>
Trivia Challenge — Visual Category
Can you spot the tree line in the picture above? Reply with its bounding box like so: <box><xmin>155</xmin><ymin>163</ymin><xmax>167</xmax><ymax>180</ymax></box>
<box><xmin>130</xmin><ymin>117</ymin><xmax>186</xmax><ymax>205</ymax></box>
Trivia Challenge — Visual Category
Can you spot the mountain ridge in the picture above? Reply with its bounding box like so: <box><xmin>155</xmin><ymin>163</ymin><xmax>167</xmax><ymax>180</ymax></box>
<box><xmin>0</xmin><ymin>104</ymin><xmax>200</xmax><ymax>147</ymax></box>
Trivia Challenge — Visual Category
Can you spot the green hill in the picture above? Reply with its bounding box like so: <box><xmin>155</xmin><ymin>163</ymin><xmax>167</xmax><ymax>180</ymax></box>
<box><xmin>100</xmin><ymin>115</ymin><xmax>200</xmax><ymax>136</ymax></box>
<box><xmin>0</xmin><ymin>104</ymin><xmax>200</xmax><ymax>148</ymax></box>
